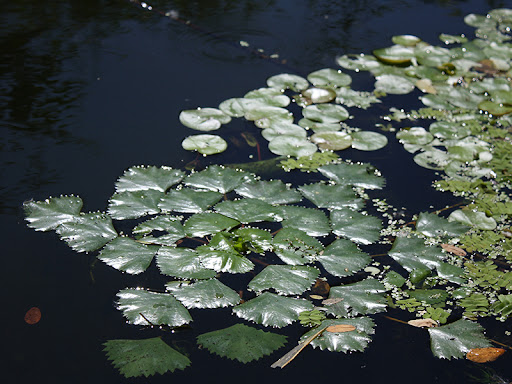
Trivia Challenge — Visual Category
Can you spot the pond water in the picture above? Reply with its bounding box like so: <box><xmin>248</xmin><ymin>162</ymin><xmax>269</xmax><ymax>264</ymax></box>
<box><xmin>3</xmin><ymin>1</ymin><xmax>511</xmax><ymax>383</ymax></box>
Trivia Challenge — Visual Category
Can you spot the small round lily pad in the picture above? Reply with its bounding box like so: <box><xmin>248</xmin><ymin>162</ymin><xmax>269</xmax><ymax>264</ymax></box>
<box><xmin>179</xmin><ymin>108</ymin><xmax>231</xmax><ymax>131</ymax></box>
<box><xmin>182</xmin><ymin>134</ymin><xmax>228</xmax><ymax>155</ymax></box>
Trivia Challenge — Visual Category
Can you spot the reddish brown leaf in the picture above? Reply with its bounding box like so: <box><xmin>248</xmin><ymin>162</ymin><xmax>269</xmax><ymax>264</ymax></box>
<box><xmin>311</xmin><ymin>278</ymin><xmax>330</xmax><ymax>296</ymax></box>
<box><xmin>466</xmin><ymin>347</ymin><xmax>506</xmax><ymax>363</ymax></box>
<box><xmin>441</xmin><ymin>243</ymin><xmax>467</xmax><ymax>256</ymax></box>
<box><xmin>325</xmin><ymin>324</ymin><xmax>356</xmax><ymax>333</ymax></box>
<box><xmin>24</xmin><ymin>307</ymin><xmax>41</xmax><ymax>325</ymax></box>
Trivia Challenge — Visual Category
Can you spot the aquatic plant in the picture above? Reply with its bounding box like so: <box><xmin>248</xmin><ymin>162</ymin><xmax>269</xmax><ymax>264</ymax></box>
<box><xmin>23</xmin><ymin>7</ymin><xmax>512</xmax><ymax>378</ymax></box>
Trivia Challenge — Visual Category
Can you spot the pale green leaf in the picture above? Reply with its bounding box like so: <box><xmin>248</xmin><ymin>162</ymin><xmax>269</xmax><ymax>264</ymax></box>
<box><xmin>416</xmin><ymin>212</ymin><xmax>469</xmax><ymax>238</ymax></box>
<box><xmin>266</xmin><ymin>73</ymin><xmax>310</xmax><ymax>92</ymax></box>
<box><xmin>448</xmin><ymin>210</ymin><xmax>497</xmax><ymax>230</ymax></box>
<box><xmin>196</xmin><ymin>247</ymin><xmax>254</xmax><ymax>274</ymax></box>
<box><xmin>350</xmin><ymin>131</ymin><xmax>388</xmax><ymax>151</ymax></box>
<box><xmin>181</xmin><ymin>134</ymin><xmax>228</xmax><ymax>155</ymax></box>
<box><xmin>214</xmin><ymin>198</ymin><xmax>281</xmax><ymax>223</ymax></box>
<box><xmin>279</xmin><ymin>205</ymin><xmax>330</xmax><ymax>237</ymax></box>
<box><xmin>179</xmin><ymin>107</ymin><xmax>231</xmax><ymax>131</ymax></box>
<box><xmin>388</xmin><ymin>235</ymin><xmax>445</xmax><ymax>272</ymax></box>
<box><xmin>307</xmin><ymin>68</ymin><xmax>352</xmax><ymax>88</ymax></box>
<box><xmin>268</xmin><ymin>136</ymin><xmax>317</xmax><ymax>157</ymax></box>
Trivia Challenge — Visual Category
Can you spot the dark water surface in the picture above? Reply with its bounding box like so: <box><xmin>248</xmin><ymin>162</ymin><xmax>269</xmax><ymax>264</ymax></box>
<box><xmin>3</xmin><ymin>1</ymin><xmax>511</xmax><ymax>383</ymax></box>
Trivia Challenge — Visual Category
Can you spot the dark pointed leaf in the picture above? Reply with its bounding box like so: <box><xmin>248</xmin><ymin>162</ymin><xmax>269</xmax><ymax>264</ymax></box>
<box><xmin>24</xmin><ymin>195</ymin><xmax>83</xmax><ymax>231</ymax></box>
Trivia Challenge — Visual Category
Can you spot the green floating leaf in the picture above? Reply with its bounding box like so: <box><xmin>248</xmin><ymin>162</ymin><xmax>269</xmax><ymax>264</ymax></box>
<box><xmin>428</xmin><ymin>319</ymin><xmax>491</xmax><ymax>360</ymax></box>
<box><xmin>302</xmin><ymin>87</ymin><xmax>337</xmax><ymax>103</ymax></box>
<box><xmin>232</xmin><ymin>227</ymin><xmax>273</xmax><ymax>253</ymax></box>
<box><xmin>396</xmin><ymin>127</ymin><xmax>434</xmax><ymax>146</ymax></box>
<box><xmin>114</xmin><ymin>166</ymin><xmax>184</xmax><ymax>193</ymax></box>
<box><xmin>335</xmin><ymin>87</ymin><xmax>381</xmax><ymax>109</ymax></box>
<box><xmin>261</xmin><ymin>123</ymin><xmax>307</xmax><ymax>141</ymax></box>
<box><xmin>103</xmin><ymin>337</ymin><xmax>190</xmax><ymax>378</ymax></box>
<box><xmin>182</xmin><ymin>134</ymin><xmax>228</xmax><ymax>155</ymax></box>
<box><xmin>184</xmin><ymin>165</ymin><xmax>253</xmax><ymax>194</ymax></box>
<box><xmin>302</xmin><ymin>104</ymin><xmax>349</xmax><ymax>123</ymax></box>
<box><xmin>303</xmin><ymin>317</ymin><xmax>375</xmax><ymax>353</ymax></box>
<box><xmin>407</xmin><ymin>289</ymin><xmax>448</xmax><ymax>305</ymax></box>
<box><xmin>24</xmin><ymin>195</ymin><xmax>83</xmax><ymax>232</ymax></box>
<box><xmin>108</xmin><ymin>190</ymin><xmax>163</xmax><ymax>220</ymax></box>
<box><xmin>388</xmin><ymin>235</ymin><xmax>445</xmax><ymax>273</ymax></box>
<box><xmin>197</xmin><ymin>324</ymin><xmax>287</xmax><ymax>363</ymax></box>
<box><xmin>298</xmin><ymin>118</ymin><xmax>341</xmax><ymax>132</ymax></box>
<box><xmin>156</xmin><ymin>247</ymin><xmax>216</xmax><ymax>280</ymax></box>
<box><xmin>392</xmin><ymin>34</ymin><xmax>421</xmax><ymax>46</ymax></box>
<box><xmin>351</xmin><ymin>131</ymin><xmax>388</xmax><ymax>151</ymax></box>
<box><xmin>179</xmin><ymin>107</ymin><xmax>231</xmax><ymax>131</ymax></box>
<box><xmin>373</xmin><ymin>45</ymin><xmax>415</xmax><ymax>64</ymax></box>
<box><xmin>214</xmin><ymin>198</ymin><xmax>281</xmax><ymax>223</ymax></box>
<box><xmin>197</xmin><ymin>247</ymin><xmax>254</xmax><ymax>274</ymax></box>
<box><xmin>311</xmin><ymin>131</ymin><xmax>352</xmax><ymax>151</ymax></box>
<box><xmin>248</xmin><ymin>265</ymin><xmax>320</xmax><ymax>295</ymax></box>
<box><xmin>266</xmin><ymin>73</ymin><xmax>310</xmax><ymax>92</ymax></box>
<box><xmin>244</xmin><ymin>87</ymin><xmax>290</xmax><ymax>108</ymax></box>
<box><xmin>133</xmin><ymin>216</ymin><xmax>186</xmax><ymax>246</ymax></box>
<box><xmin>56</xmin><ymin>212</ymin><xmax>118</xmax><ymax>253</ymax></box>
<box><xmin>268</xmin><ymin>136</ymin><xmax>317</xmax><ymax>157</ymax></box>
<box><xmin>437</xmin><ymin>262</ymin><xmax>466</xmax><ymax>285</ymax></box>
<box><xmin>448</xmin><ymin>210</ymin><xmax>497</xmax><ymax>230</ymax></box>
<box><xmin>245</xmin><ymin>106</ymin><xmax>293</xmax><ymax>128</ymax></box>
<box><xmin>336</xmin><ymin>53</ymin><xmax>381</xmax><ymax>71</ymax></box>
<box><xmin>233</xmin><ymin>292</ymin><xmax>314</xmax><ymax>328</ymax></box>
<box><xmin>272</xmin><ymin>228</ymin><xmax>324</xmax><ymax>265</ymax></box>
<box><xmin>159</xmin><ymin>188</ymin><xmax>222</xmax><ymax>214</ymax></box>
<box><xmin>307</xmin><ymin>68</ymin><xmax>352</xmax><ymax>88</ymax></box>
<box><xmin>317</xmin><ymin>238</ymin><xmax>371</xmax><ymax>277</ymax></box>
<box><xmin>298</xmin><ymin>182</ymin><xmax>363</xmax><ymax>210</ymax></box>
<box><xmin>429</xmin><ymin>121</ymin><xmax>471</xmax><ymax>140</ymax></box>
<box><xmin>169</xmin><ymin>278</ymin><xmax>240</xmax><ymax>309</ymax></box>
<box><xmin>325</xmin><ymin>279</ymin><xmax>387</xmax><ymax>317</ymax></box>
<box><xmin>98</xmin><ymin>237</ymin><xmax>157</xmax><ymax>274</ymax></box>
<box><xmin>492</xmin><ymin>295</ymin><xmax>512</xmax><ymax>318</ymax></box>
<box><xmin>416</xmin><ymin>212</ymin><xmax>469</xmax><ymax>238</ymax></box>
<box><xmin>184</xmin><ymin>212</ymin><xmax>240</xmax><ymax>237</ymax></box>
<box><xmin>318</xmin><ymin>162</ymin><xmax>385</xmax><ymax>189</ymax></box>
<box><xmin>375</xmin><ymin>74</ymin><xmax>415</xmax><ymax>95</ymax></box>
<box><xmin>413</xmin><ymin>149</ymin><xmax>451</xmax><ymax>170</ymax></box>
<box><xmin>235</xmin><ymin>180</ymin><xmax>302</xmax><ymax>204</ymax></box>
<box><xmin>330</xmin><ymin>208</ymin><xmax>382</xmax><ymax>245</ymax></box>
<box><xmin>117</xmin><ymin>288</ymin><xmax>192</xmax><ymax>327</ymax></box>
<box><xmin>279</xmin><ymin>205</ymin><xmax>331</xmax><ymax>237</ymax></box>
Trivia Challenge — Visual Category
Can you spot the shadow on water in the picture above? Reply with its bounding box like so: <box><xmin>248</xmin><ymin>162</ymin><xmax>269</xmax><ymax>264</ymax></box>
<box><xmin>3</xmin><ymin>0</ymin><xmax>511</xmax><ymax>383</ymax></box>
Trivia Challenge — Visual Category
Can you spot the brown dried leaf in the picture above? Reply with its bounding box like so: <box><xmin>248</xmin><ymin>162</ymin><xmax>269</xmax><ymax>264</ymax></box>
<box><xmin>466</xmin><ymin>347</ymin><xmax>506</xmax><ymax>363</ymax></box>
<box><xmin>441</xmin><ymin>243</ymin><xmax>467</xmax><ymax>256</ymax></box>
<box><xmin>322</xmin><ymin>297</ymin><xmax>343</xmax><ymax>306</ymax></box>
<box><xmin>24</xmin><ymin>307</ymin><xmax>41</xmax><ymax>325</ymax></box>
<box><xmin>408</xmin><ymin>318</ymin><xmax>438</xmax><ymax>328</ymax></box>
<box><xmin>325</xmin><ymin>324</ymin><xmax>356</xmax><ymax>333</ymax></box>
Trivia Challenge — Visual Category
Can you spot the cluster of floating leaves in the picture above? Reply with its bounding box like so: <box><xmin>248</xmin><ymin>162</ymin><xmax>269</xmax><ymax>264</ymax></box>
<box><xmin>179</xmin><ymin>69</ymin><xmax>388</xmax><ymax>157</ymax></box>
<box><xmin>23</xmin><ymin>8</ymin><xmax>512</xmax><ymax>379</ymax></box>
